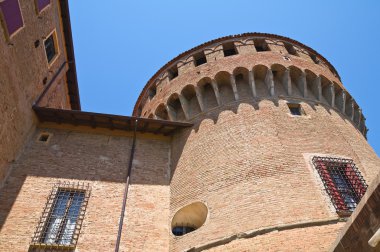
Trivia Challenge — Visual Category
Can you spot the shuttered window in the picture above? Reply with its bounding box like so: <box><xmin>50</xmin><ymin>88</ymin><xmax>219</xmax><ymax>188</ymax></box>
<box><xmin>36</xmin><ymin>0</ymin><xmax>50</xmax><ymax>13</ymax></box>
<box><xmin>0</xmin><ymin>0</ymin><xmax>23</xmax><ymax>37</ymax></box>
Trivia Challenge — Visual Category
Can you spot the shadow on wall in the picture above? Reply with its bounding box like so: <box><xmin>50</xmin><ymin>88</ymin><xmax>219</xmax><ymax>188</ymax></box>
<box><xmin>0</xmin><ymin>129</ymin><xmax>170</xmax><ymax>230</ymax></box>
<box><xmin>149</xmin><ymin>64</ymin><xmax>366</xmax><ymax>137</ymax></box>
<box><xmin>187</xmin><ymin>98</ymin><xmax>319</xmax><ymax>133</ymax></box>
<box><xmin>168</xmin><ymin>96</ymin><xmax>364</xmax><ymax>183</ymax></box>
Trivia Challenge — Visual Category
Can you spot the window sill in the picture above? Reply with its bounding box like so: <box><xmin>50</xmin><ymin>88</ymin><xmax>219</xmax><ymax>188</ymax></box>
<box><xmin>337</xmin><ymin>210</ymin><xmax>353</xmax><ymax>218</ymax></box>
<box><xmin>29</xmin><ymin>243</ymin><xmax>75</xmax><ymax>250</ymax></box>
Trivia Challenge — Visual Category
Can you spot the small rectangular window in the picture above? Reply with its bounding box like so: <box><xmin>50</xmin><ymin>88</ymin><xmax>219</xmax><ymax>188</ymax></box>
<box><xmin>168</xmin><ymin>66</ymin><xmax>178</xmax><ymax>81</ymax></box>
<box><xmin>148</xmin><ymin>86</ymin><xmax>157</xmax><ymax>99</ymax></box>
<box><xmin>38</xmin><ymin>132</ymin><xmax>51</xmax><ymax>142</ymax></box>
<box><xmin>284</xmin><ymin>43</ymin><xmax>298</xmax><ymax>56</ymax></box>
<box><xmin>310</xmin><ymin>54</ymin><xmax>320</xmax><ymax>64</ymax></box>
<box><xmin>254</xmin><ymin>39</ymin><xmax>270</xmax><ymax>52</ymax></box>
<box><xmin>194</xmin><ymin>51</ymin><xmax>207</xmax><ymax>66</ymax></box>
<box><xmin>223</xmin><ymin>42</ymin><xmax>238</xmax><ymax>57</ymax></box>
<box><xmin>30</xmin><ymin>182</ymin><xmax>90</xmax><ymax>249</ymax></box>
<box><xmin>44</xmin><ymin>30</ymin><xmax>58</xmax><ymax>64</ymax></box>
<box><xmin>36</xmin><ymin>0</ymin><xmax>50</xmax><ymax>13</ymax></box>
<box><xmin>287</xmin><ymin>103</ymin><xmax>304</xmax><ymax>116</ymax></box>
<box><xmin>312</xmin><ymin>156</ymin><xmax>367</xmax><ymax>214</ymax></box>
<box><xmin>0</xmin><ymin>0</ymin><xmax>24</xmax><ymax>38</ymax></box>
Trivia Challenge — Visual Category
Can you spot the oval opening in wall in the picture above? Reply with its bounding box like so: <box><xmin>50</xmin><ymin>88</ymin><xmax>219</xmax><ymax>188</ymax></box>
<box><xmin>171</xmin><ymin>202</ymin><xmax>208</xmax><ymax>236</ymax></box>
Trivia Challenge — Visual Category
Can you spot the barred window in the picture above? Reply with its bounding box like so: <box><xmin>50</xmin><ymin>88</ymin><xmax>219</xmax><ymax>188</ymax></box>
<box><xmin>312</xmin><ymin>156</ymin><xmax>367</xmax><ymax>214</ymax></box>
<box><xmin>30</xmin><ymin>182</ymin><xmax>90</xmax><ymax>250</ymax></box>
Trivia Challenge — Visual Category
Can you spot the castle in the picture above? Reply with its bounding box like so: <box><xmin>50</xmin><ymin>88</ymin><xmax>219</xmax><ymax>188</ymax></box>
<box><xmin>0</xmin><ymin>1</ymin><xmax>379</xmax><ymax>251</ymax></box>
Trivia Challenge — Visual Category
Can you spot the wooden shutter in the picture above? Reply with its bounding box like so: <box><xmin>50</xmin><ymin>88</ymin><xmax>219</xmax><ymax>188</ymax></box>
<box><xmin>0</xmin><ymin>0</ymin><xmax>23</xmax><ymax>37</ymax></box>
<box><xmin>36</xmin><ymin>0</ymin><xmax>50</xmax><ymax>13</ymax></box>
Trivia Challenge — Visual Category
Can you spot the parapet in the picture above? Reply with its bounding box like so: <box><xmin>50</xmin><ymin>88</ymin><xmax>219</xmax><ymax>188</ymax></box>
<box><xmin>133</xmin><ymin>33</ymin><xmax>367</xmax><ymax>137</ymax></box>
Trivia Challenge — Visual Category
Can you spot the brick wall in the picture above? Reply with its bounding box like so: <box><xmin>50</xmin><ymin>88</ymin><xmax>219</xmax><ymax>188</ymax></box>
<box><xmin>169</xmin><ymin>100</ymin><xmax>380</xmax><ymax>251</ymax></box>
<box><xmin>205</xmin><ymin>222</ymin><xmax>346</xmax><ymax>252</ymax></box>
<box><xmin>0</xmin><ymin>0</ymin><xmax>72</xmax><ymax>186</ymax></box>
<box><xmin>0</xmin><ymin>126</ymin><xmax>171</xmax><ymax>252</ymax></box>
<box><xmin>140</xmin><ymin>52</ymin><xmax>342</xmax><ymax>118</ymax></box>
<box><xmin>133</xmin><ymin>36</ymin><xmax>379</xmax><ymax>251</ymax></box>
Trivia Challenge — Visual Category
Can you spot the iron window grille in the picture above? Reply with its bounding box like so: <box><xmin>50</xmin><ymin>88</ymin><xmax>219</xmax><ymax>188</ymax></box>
<box><xmin>30</xmin><ymin>181</ymin><xmax>91</xmax><ymax>250</ymax></box>
<box><xmin>312</xmin><ymin>156</ymin><xmax>367</xmax><ymax>214</ymax></box>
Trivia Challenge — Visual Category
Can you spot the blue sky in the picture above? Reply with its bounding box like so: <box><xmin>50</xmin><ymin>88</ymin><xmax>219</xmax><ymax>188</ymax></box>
<box><xmin>68</xmin><ymin>0</ymin><xmax>380</xmax><ymax>155</ymax></box>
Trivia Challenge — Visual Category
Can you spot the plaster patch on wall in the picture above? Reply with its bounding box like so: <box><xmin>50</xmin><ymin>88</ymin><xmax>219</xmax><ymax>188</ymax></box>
<box><xmin>132</xmin><ymin>159</ymin><xmax>142</xmax><ymax>169</ymax></box>
<box><xmin>50</xmin><ymin>144</ymin><xmax>63</xmax><ymax>157</ymax></box>
<box><xmin>99</xmin><ymin>155</ymin><xmax>112</xmax><ymax>165</ymax></box>
<box><xmin>50</xmin><ymin>144</ymin><xmax>60</xmax><ymax>151</ymax></box>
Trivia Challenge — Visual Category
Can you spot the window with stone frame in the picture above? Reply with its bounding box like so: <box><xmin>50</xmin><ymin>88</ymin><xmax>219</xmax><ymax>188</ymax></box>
<box><xmin>35</xmin><ymin>0</ymin><xmax>50</xmax><ymax>13</ymax></box>
<box><xmin>0</xmin><ymin>0</ymin><xmax>24</xmax><ymax>38</ymax></box>
<box><xmin>312</xmin><ymin>156</ymin><xmax>367</xmax><ymax>214</ymax></box>
<box><xmin>287</xmin><ymin>103</ymin><xmax>304</xmax><ymax>116</ymax></box>
<box><xmin>44</xmin><ymin>30</ymin><xmax>59</xmax><ymax>64</ymax></box>
<box><xmin>30</xmin><ymin>181</ymin><xmax>90</xmax><ymax>250</ymax></box>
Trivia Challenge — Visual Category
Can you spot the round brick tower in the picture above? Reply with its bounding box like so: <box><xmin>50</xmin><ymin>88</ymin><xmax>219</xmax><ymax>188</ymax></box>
<box><xmin>133</xmin><ymin>33</ymin><xmax>380</xmax><ymax>251</ymax></box>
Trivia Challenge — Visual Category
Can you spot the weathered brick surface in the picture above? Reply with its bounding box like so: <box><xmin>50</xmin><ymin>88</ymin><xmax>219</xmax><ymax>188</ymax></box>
<box><xmin>138</xmin><ymin>46</ymin><xmax>341</xmax><ymax>118</ymax></box>
<box><xmin>38</xmin><ymin>74</ymin><xmax>71</xmax><ymax>109</ymax></box>
<box><xmin>169</xmin><ymin>100</ymin><xmax>380</xmax><ymax>251</ymax></box>
<box><xmin>131</xmin><ymin>36</ymin><xmax>378</xmax><ymax>251</ymax></box>
<box><xmin>0</xmin><ymin>0</ymin><xmax>71</xmax><ymax>185</ymax></box>
<box><xmin>1</xmin><ymin>6</ymin><xmax>378</xmax><ymax>250</ymax></box>
<box><xmin>205</xmin><ymin>222</ymin><xmax>346</xmax><ymax>252</ymax></box>
<box><xmin>0</xmin><ymin>127</ymin><xmax>171</xmax><ymax>252</ymax></box>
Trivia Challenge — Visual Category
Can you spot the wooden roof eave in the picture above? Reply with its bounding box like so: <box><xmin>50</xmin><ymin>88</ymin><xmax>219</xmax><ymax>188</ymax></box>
<box><xmin>33</xmin><ymin>106</ymin><xmax>192</xmax><ymax>135</ymax></box>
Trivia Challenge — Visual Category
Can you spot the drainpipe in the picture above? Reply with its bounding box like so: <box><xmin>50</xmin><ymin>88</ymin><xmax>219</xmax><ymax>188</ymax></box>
<box><xmin>33</xmin><ymin>61</ymin><xmax>67</xmax><ymax>108</ymax></box>
<box><xmin>115</xmin><ymin>119</ymin><xmax>138</xmax><ymax>252</ymax></box>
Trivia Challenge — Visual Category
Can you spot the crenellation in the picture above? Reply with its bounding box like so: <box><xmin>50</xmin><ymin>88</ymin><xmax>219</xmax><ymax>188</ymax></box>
<box><xmin>136</xmin><ymin>35</ymin><xmax>347</xmax><ymax>110</ymax></box>
<box><xmin>266</xmin><ymin>39</ymin><xmax>284</xmax><ymax>53</ymax></box>
<box><xmin>2</xmin><ymin>15</ymin><xmax>377</xmax><ymax>250</ymax></box>
<box><xmin>296</xmin><ymin>46</ymin><xmax>315</xmax><ymax>62</ymax></box>
<box><xmin>178</xmin><ymin>55</ymin><xmax>197</xmax><ymax>76</ymax></box>
<box><xmin>143</xmin><ymin>55</ymin><xmax>366</xmax><ymax>134</ymax></box>
<box><xmin>205</xmin><ymin>45</ymin><xmax>224</xmax><ymax>62</ymax></box>
<box><xmin>235</xmin><ymin>39</ymin><xmax>256</xmax><ymax>55</ymax></box>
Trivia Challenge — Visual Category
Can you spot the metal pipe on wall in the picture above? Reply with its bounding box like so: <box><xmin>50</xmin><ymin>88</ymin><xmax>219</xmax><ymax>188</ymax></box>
<box><xmin>115</xmin><ymin>119</ymin><xmax>138</xmax><ymax>252</ymax></box>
